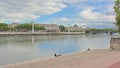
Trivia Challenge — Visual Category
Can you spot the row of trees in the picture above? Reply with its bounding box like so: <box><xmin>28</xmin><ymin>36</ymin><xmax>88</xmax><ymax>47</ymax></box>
<box><xmin>0</xmin><ymin>23</ymin><xmax>45</xmax><ymax>32</ymax></box>
<box><xmin>85</xmin><ymin>28</ymin><xmax>118</xmax><ymax>33</ymax></box>
<box><xmin>59</xmin><ymin>25</ymin><xmax>83</xmax><ymax>32</ymax></box>
<box><xmin>59</xmin><ymin>25</ymin><xmax>118</xmax><ymax>33</ymax></box>
<box><xmin>0</xmin><ymin>23</ymin><xmax>118</xmax><ymax>33</ymax></box>
<box><xmin>15</xmin><ymin>23</ymin><xmax>45</xmax><ymax>31</ymax></box>
<box><xmin>0</xmin><ymin>23</ymin><xmax>67</xmax><ymax>32</ymax></box>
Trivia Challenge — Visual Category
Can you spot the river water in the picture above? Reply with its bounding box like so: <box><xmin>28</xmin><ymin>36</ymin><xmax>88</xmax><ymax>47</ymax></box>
<box><xmin>0</xmin><ymin>34</ymin><xmax>111</xmax><ymax>66</ymax></box>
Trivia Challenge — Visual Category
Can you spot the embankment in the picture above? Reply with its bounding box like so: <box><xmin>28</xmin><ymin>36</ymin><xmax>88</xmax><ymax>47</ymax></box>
<box><xmin>0</xmin><ymin>32</ymin><xmax>85</xmax><ymax>35</ymax></box>
<box><xmin>1</xmin><ymin>49</ymin><xmax>120</xmax><ymax>68</ymax></box>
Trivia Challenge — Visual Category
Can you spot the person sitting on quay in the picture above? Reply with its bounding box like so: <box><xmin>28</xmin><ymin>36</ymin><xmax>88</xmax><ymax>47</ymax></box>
<box><xmin>54</xmin><ymin>53</ymin><xmax>62</xmax><ymax>57</ymax></box>
<box><xmin>54</xmin><ymin>53</ymin><xmax>57</xmax><ymax>57</ymax></box>
<box><xmin>87</xmin><ymin>48</ymin><xmax>90</xmax><ymax>51</ymax></box>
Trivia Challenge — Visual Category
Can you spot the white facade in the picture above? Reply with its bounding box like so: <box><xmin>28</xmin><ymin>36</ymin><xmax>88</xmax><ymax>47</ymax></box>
<box><xmin>72</xmin><ymin>23</ymin><xmax>87</xmax><ymax>29</ymax></box>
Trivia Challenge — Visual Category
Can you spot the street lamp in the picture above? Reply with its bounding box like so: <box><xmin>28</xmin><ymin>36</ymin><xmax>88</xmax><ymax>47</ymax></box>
<box><xmin>68</xmin><ymin>24</ymin><xmax>70</xmax><ymax>32</ymax></box>
<box><xmin>32</xmin><ymin>19</ymin><xmax>34</xmax><ymax>34</ymax></box>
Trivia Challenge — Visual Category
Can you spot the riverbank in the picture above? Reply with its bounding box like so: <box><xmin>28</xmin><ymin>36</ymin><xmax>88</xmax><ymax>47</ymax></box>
<box><xmin>1</xmin><ymin>49</ymin><xmax>120</xmax><ymax>68</ymax></box>
<box><xmin>0</xmin><ymin>32</ymin><xmax>85</xmax><ymax>35</ymax></box>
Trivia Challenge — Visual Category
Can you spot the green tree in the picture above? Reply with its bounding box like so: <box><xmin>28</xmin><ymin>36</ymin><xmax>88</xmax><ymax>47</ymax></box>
<box><xmin>15</xmin><ymin>23</ymin><xmax>32</xmax><ymax>31</ymax></box>
<box><xmin>59</xmin><ymin>25</ymin><xmax>66</xmax><ymax>31</ymax></box>
<box><xmin>114</xmin><ymin>0</ymin><xmax>120</xmax><ymax>32</ymax></box>
<box><xmin>15</xmin><ymin>23</ymin><xmax>46</xmax><ymax>31</ymax></box>
<box><xmin>34</xmin><ymin>25</ymin><xmax>45</xmax><ymax>30</ymax></box>
<box><xmin>0</xmin><ymin>23</ymin><xmax>9</xmax><ymax>31</ymax></box>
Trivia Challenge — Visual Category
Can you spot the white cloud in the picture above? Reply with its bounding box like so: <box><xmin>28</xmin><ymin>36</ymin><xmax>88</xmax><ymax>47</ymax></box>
<box><xmin>46</xmin><ymin>17</ymin><xmax>70</xmax><ymax>25</ymax></box>
<box><xmin>45</xmin><ymin>7</ymin><xmax>115</xmax><ymax>28</ymax></box>
<box><xmin>80</xmin><ymin>7</ymin><xmax>100</xmax><ymax>19</ymax></box>
<box><xmin>63</xmin><ymin>0</ymin><xmax>86</xmax><ymax>4</ymax></box>
<box><xmin>0</xmin><ymin>0</ymin><xmax>67</xmax><ymax>23</ymax></box>
<box><xmin>39</xmin><ymin>0</ymin><xmax>115</xmax><ymax>28</ymax></box>
<box><xmin>79</xmin><ymin>7</ymin><xmax>115</xmax><ymax>23</ymax></box>
<box><xmin>104</xmin><ymin>4</ymin><xmax>114</xmax><ymax>15</ymax></box>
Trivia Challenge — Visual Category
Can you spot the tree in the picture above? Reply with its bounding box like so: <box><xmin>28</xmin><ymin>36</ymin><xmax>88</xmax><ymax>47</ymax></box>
<box><xmin>34</xmin><ymin>25</ymin><xmax>45</xmax><ymax>30</ymax></box>
<box><xmin>114</xmin><ymin>0</ymin><xmax>120</xmax><ymax>32</ymax></box>
<box><xmin>15</xmin><ymin>23</ymin><xmax>32</xmax><ymax>31</ymax></box>
<box><xmin>0</xmin><ymin>23</ymin><xmax>9</xmax><ymax>31</ymax></box>
<box><xmin>59</xmin><ymin>25</ymin><xmax>66</xmax><ymax>31</ymax></box>
<box><xmin>15</xmin><ymin>23</ymin><xmax>46</xmax><ymax>31</ymax></box>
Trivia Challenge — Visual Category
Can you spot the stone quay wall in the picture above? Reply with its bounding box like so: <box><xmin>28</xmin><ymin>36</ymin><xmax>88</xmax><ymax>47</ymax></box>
<box><xmin>0</xmin><ymin>32</ymin><xmax>85</xmax><ymax>35</ymax></box>
<box><xmin>110</xmin><ymin>37</ymin><xmax>120</xmax><ymax>51</ymax></box>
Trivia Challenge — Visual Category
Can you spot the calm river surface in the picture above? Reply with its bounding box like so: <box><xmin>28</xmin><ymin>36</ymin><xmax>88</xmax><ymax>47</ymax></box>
<box><xmin>0</xmin><ymin>34</ymin><xmax>112</xmax><ymax>66</ymax></box>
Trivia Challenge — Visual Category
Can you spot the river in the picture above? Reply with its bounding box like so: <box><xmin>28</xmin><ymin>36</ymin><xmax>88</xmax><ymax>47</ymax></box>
<box><xmin>0</xmin><ymin>34</ymin><xmax>111</xmax><ymax>66</ymax></box>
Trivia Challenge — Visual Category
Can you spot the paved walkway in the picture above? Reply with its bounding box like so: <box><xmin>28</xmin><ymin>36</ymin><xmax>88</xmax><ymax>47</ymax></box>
<box><xmin>108</xmin><ymin>61</ymin><xmax>120</xmax><ymax>68</ymax></box>
<box><xmin>1</xmin><ymin>49</ymin><xmax>120</xmax><ymax>68</ymax></box>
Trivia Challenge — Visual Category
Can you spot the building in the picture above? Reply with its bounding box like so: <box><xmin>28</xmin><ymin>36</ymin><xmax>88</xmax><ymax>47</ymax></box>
<box><xmin>8</xmin><ymin>23</ymin><xmax>18</xmax><ymax>28</ymax></box>
<box><xmin>72</xmin><ymin>24</ymin><xmax>83</xmax><ymax>31</ymax></box>
<box><xmin>37</xmin><ymin>24</ymin><xmax>60</xmax><ymax>32</ymax></box>
<box><xmin>66</xmin><ymin>24</ymin><xmax>83</xmax><ymax>32</ymax></box>
<box><xmin>79</xmin><ymin>24</ymin><xmax>87</xmax><ymax>29</ymax></box>
<box><xmin>73</xmin><ymin>24</ymin><xmax>78</xmax><ymax>28</ymax></box>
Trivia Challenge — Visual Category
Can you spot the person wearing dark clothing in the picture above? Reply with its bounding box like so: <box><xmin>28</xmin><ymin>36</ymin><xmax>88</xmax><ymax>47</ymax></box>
<box><xmin>54</xmin><ymin>53</ymin><xmax>57</xmax><ymax>57</ymax></box>
<box><xmin>87</xmin><ymin>48</ymin><xmax>90</xmax><ymax>51</ymax></box>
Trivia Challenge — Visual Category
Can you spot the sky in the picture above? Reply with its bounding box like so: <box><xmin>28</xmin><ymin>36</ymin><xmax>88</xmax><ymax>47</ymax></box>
<box><xmin>0</xmin><ymin>0</ymin><xmax>116</xmax><ymax>28</ymax></box>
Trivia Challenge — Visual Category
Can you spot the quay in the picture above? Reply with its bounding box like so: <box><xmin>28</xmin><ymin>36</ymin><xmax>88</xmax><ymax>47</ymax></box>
<box><xmin>1</xmin><ymin>49</ymin><xmax>120</xmax><ymax>68</ymax></box>
<box><xmin>0</xmin><ymin>32</ymin><xmax>85</xmax><ymax>35</ymax></box>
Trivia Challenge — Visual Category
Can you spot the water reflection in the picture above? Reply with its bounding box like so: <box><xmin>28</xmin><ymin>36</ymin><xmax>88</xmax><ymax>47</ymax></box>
<box><xmin>0</xmin><ymin>34</ymin><xmax>111</xmax><ymax>66</ymax></box>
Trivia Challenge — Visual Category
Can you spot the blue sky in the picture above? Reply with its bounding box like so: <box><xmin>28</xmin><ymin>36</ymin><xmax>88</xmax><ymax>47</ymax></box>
<box><xmin>0</xmin><ymin>0</ymin><xmax>116</xmax><ymax>28</ymax></box>
<box><xmin>36</xmin><ymin>7</ymin><xmax>77</xmax><ymax>22</ymax></box>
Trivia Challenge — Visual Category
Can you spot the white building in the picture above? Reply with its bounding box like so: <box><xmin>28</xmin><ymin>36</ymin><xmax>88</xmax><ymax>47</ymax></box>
<box><xmin>72</xmin><ymin>23</ymin><xmax>87</xmax><ymax>29</ymax></box>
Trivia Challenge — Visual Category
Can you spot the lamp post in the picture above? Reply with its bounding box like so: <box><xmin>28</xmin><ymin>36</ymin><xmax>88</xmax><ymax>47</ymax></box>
<box><xmin>32</xmin><ymin>19</ymin><xmax>34</xmax><ymax>34</ymax></box>
<box><xmin>68</xmin><ymin>24</ymin><xmax>70</xmax><ymax>33</ymax></box>
<box><xmin>82</xmin><ymin>24</ymin><xmax>87</xmax><ymax>33</ymax></box>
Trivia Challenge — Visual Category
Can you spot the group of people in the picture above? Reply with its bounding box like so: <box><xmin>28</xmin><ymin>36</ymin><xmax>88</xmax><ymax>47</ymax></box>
<box><xmin>54</xmin><ymin>52</ymin><xmax>62</xmax><ymax>57</ymax></box>
<box><xmin>54</xmin><ymin>48</ymin><xmax>90</xmax><ymax>57</ymax></box>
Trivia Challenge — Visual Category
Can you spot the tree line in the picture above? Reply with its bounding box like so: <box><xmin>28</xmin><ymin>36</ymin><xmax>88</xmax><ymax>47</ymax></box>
<box><xmin>0</xmin><ymin>23</ymin><xmax>45</xmax><ymax>32</ymax></box>
<box><xmin>85</xmin><ymin>28</ymin><xmax>118</xmax><ymax>33</ymax></box>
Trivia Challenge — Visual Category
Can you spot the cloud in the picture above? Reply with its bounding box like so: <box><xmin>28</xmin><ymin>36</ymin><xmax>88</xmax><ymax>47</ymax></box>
<box><xmin>80</xmin><ymin>7</ymin><xmax>100</xmax><ymax>19</ymax></box>
<box><xmin>79</xmin><ymin>7</ymin><xmax>115</xmax><ymax>23</ymax></box>
<box><xmin>63</xmin><ymin>0</ymin><xmax>87</xmax><ymax>4</ymax></box>
<box><xmin>45</xmin><ymin>7</ymin><xmax>115</xmax><ymax>28</ymax></box>
<box><xmin>0</xmin><ymin>0</ymin><xmax>115</xmax><ymax>28</ymax></box>
<box><xmin>42</xmin><ymin>0</ymin><xmax>115</xmax><ymax>28</ymax></box>
<box><xmin>104</xmin><ymin>4</ymin><xmax>115</xmax><ymax>15</ymax></box>
<box><xmin>0</xmin><ymin>0</ymin><xmax>67</xmax><ymax>23</ymax></box>
<box><xmin>45</xmin><ymin>17</ymin><xmax>70</xmax><ymax>25</ymax></box>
